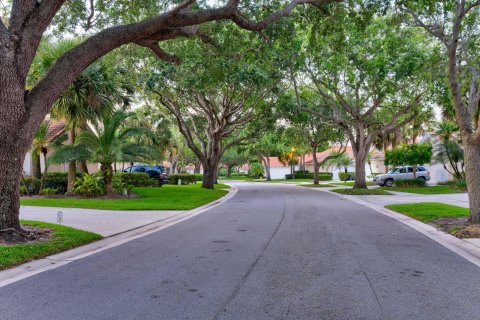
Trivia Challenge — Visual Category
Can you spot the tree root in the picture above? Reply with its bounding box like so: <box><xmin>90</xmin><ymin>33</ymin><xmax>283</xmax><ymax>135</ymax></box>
<box><xmin>0</xmin><ymin>226</ymin><xmax>36</xmax><ymax>244</ymax></box>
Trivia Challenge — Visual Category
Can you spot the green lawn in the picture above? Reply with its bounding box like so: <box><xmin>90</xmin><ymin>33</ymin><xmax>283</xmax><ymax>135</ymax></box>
<box><xmin>331</xmin><ymin>188</ymin><xmax>392</xmax><ymax>195</ymax></box>
<box><xmin>385</xmin><ymin>185</ymin><xmax>466</xmax><ymax>194</ymax></box>
<box><xmin>385</xmin><ymin>202</ymin><xmax>469</xmax><ymax>223</ymax></box>
<box><xmin>20</xmin><ymin>184</ymin><xmax>229</xmax><ymax>210</ymax></box>
<box><xmin>300</xmin><ymin>184</ymin><xmax>335</xmax><ymax>188</ymax></box>
<box><xmin>0</xmin><ymin>220</ymin><xmax>102</xmax><ymax>270</ymax></box>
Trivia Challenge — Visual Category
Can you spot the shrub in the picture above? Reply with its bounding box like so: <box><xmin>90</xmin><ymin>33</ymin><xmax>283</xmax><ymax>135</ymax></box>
<box><xmin>394</xmin><ymin>179</ymin><xmax>426</xmax><ymax>187</ymax></box>
<box><xmin>22</xmin><ymin>177</ymin><xmax>41</xmax><ymax>195</ymax></box>
<box><xmin>318</xmin><ymin>173</ymin><xmax>333</xmax><ymax>181</ymax></box>
<box><xmin>170</xmin><ymin>174</ymin><xmax>197</xmax><ymax>185</ymax></box>
<box><xmin>112</xmin><ymin>174</ymin><xmax>134</xmax><ymax>195</ymax></box>
<box><xmin>73</xmin><ymin>174</ymin><xmax>104</xmax><ymax>197</ymax></box>
<box><xmin>194</xmin><ymin>174</ymin><xmax>203</xmax><ymax>182</ymax></box>
<box><xmin>117</xmin><ymin>172</ymin><xmax>157</xmax><ymax>187</ymax></box>
<box><xmin>338</xmin><ymin>172</ymin><xmax>355</xmax><ymax>181</ymax></box>
<box><xmin>248</xmin><ymin>163</ymin><xmax>264</xmax><ymax>178</ymax></box>
<box><xmin>19</xmin><ymin>185</ymin><xmax>28</xmax><ymax>196</ymax></box>
<box><xmin>438</xmin><ymin>180</ymin><xmax>467</xmax><ymax>190</ymax></box>
<box><xmin>39</xmin><ymin>188</ymin><xmax>60</xmax><ymax>196</ymax></box>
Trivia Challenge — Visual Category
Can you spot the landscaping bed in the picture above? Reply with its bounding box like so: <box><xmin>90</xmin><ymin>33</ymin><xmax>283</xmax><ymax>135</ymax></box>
<box><xmin>331</xmin><ymin>188</ymin><xmax>392</xmax><ymax>195</ymax></box>
<box><xmin>385</xmin><ymin>202</ymin><xmax>480</xmax><ymax>238</ymax></box>
<box><xmin>20</xmin><ymin>184</ymin><xmax>230</xmax><ymax>210</ymax></box>
<box><xmin>0</xmin><ymin>221</ymin><xmax>102</xmax><ymax>270</ymax></box>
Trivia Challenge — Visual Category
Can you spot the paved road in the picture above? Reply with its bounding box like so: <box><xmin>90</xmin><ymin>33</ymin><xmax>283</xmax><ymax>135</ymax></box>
<box><xmin>1</xmin><ymin>183</ymin><xmax>480</xmax><ymax>320</ymax></box>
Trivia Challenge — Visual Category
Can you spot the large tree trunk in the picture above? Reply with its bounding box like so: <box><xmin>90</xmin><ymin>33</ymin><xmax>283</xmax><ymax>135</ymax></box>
<box><xmin>32</xmin><ymin>152</ymin><xmax>42</xmax><ymax>179</ymax></box>
<box><xmin>202</xmin><ymin>162</ymin><xmax>217</xmax><ymax>189</ymax></box>
<box><xmin>194</xmin><ymin>162</ymin><xmax>201</xmax><ymax>174</ymax></box>
<box><xmin>0</xmin><ymin>148</ymin><xmax>25</xmax><ymax>231</ymax></box>
<box><xmin>101</xmin><ymin>163</ymin><xmax>114</xmax><ymax>196</ymax></box>
<box><xmin>264</xmin><ymin>157</ymin><xmax>271</xmax><ymax>181</ymax></box>
<box><xmin>227</xmin><ymin>165</ymin><xmax>233</xmax><ymax>178</ymax></box>
<box><xmin>312</xmin><ymin>146</ymin><xmax>320</xmax><ymax>185</ymax></box>
<box><xmin>353</xmin><ymin>149</ymin><xmax>368</xmax><ymax>189</ymax></box>
<box><xmin>464</xmin><ymin>140</ymin><xmax>480</xmax><ymax>222</ymax></box>
<box><xmin>67</xmin><ymin>127</ymin><xmax>76</xmax><ymax>191</ymax></box>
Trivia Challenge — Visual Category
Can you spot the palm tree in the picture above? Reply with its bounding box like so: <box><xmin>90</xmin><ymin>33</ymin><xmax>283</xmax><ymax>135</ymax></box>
<box><xmin>31</xmin><ymin>122</ymin><xmax>65</xmax><ymax>191</ymax></box>
<box><xmin>434</xmin><ymin>121</ymin><xmax>464</xmax><ymax>180</ymax></box>
<box><xmin>51</xmin><ymin>111</ymin><xmax>149</xmax><ymax>196</ymax></box>
<box><xmin>29</xmin><ymin>39</ymin><xmax>132</xmax><ymax>191</ymax></box>
<box><xmin>327</xmin><ymin>152</ymin><xmax>354</xmax><ymax>182</ymax></box>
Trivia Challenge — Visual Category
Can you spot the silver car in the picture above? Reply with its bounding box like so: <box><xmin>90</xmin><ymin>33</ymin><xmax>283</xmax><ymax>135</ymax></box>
<box><xmin>373</xmin><ymin>166</ymin><xmax>431</xmax><ymax>187</ymax></box>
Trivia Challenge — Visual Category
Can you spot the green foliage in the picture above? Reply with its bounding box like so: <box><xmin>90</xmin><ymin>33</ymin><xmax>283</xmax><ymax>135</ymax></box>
<box><xmin>112</xmin><ymin>174</ymin><xmax>134</xmax><ymax>195</ymax></box>
<box><xmin>42</xmin><ymin>172</ymin><xmax>84</xmax><ymax>194</ymax></box>
<box><xmin>394</xmin><ymin>179</ymin><xmax>426</xmax><ymax>188</ymax></box>
<box><xmin>169</xmin><ymin>174</ymin><xmax>197</xmax><ymax>185</ymax></box>
<box><xmin>22</xmin><ymin>177</ymin><xmax>41</xmax><ymax>195</ymax></box>
<box><xmin>248</xmin><ymin>163</ymin><xmax>264</xmax><ymax>178</ymax></box>
<box><xmin>194</xmin><ymin>174</ymin><xmax>204</xmax><ymax>182</ymax></box>
<box><xmin>338</xmin><ymin>172</ymin><xmax>355</xmax><ymax>181</ymax></box>
<box><xmin>39</xmin><ymin>188</ymin><xmax>60</xmax><ymax>196</ymax></box>
<box><xmin>117</xmin><ymin>172</ymin><xmax>157</xmax><ymax>187</ymax></box>
<box><xmin>285</xmin><ymin>171</ymin><xmax>333</xmax><ymax>180</ymax></box>
<box><xmin>73</xmin><ymin>174</ymin><xmax>105</xmax><ymax>197</ymax></box>
<box><xmin>438</xmin><ymin>180</ymin><xmax>467</xmax><ymax>190</ymax></box>
<box><xmin>385</xmin><ymin>143</ymin><xmax>433</xmax><ymax>168</ymax></box>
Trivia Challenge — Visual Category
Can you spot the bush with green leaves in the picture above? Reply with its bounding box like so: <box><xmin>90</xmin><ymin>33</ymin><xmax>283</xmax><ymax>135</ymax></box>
<box><xmin>112</xmin><ymin>174</ymin><xmax>134</xmax><ymax>195</ymax></box>
<box><xmin>338</xmin><ymin>172</ymin><xmax>355</xmax><ymax>181</ymax></box>
<box><xmin>194</xmin><ymin>174</ymin><xmax>203</xmax><ymax>182</ymax></box>
<box><xmin>170</xmin><ymin>174</ymin><xmax>197</xmax><ymax>185</ymax></box>
<box><xmin>117</xmin><ymin>172</ymin><xmax>157</xmax><ymax>187</ymax></box>
<box><xmin>22</xmin><ymin>177</ymin><xmax>41</xmax><ymax>194</ymax></box>
<box><xmin>39</xmin><ymin>188</ymin><xmax>60</xmax><ymax>196</ymax></box>
<box><xmin>248</xmin><ymin>163</ymin><xmax>264</xmax><ymax>178</ymax></box>
<box><xmin>438</xmin><ymin>180</ymin><xmax>467</xmax><ymax>190</ymax></box>
<box><xmin>385</xmin><ymin>144</ymin><xmax>433</xmax><ymax>177</ymax></box>
<box><xmin>73</xmin><ymin>174</ymin><xmax>105</xmax><ymax>197</ymax></box>
<box><xmin>394</xmin><ymin>179</ymin><xmax>426</xmax><ymax>188</ymax></box>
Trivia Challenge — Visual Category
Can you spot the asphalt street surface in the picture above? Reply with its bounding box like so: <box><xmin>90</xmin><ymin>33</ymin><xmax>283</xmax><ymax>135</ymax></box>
<box><xmin>1</xmin><ymin>182</ymin><xmax>479</xmax><ymax>320</ymax></box>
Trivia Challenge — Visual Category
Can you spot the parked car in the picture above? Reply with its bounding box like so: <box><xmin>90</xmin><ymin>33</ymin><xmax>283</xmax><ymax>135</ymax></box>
<box><xmin>373</xmin><ymin>166</ymin><xmax>431</xmax><ymax>187</ymax></box>
<box><xmin>123</xmin><ymin>165</ymin><xmax>169</xmax><ymax>185</ymax></box>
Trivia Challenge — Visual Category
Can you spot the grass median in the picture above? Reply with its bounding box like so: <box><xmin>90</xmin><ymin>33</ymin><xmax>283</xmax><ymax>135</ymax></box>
<box><xmin>20</xmin><ymin>184</ymin><xmax>230</xmax><ymax>211</ymax></box>
<box><xmin>385</xmin><ymin>202</ymin><xmax>469</xmax><ymax>223</ymax></box>
<box><xmin>0</xmin><ymin>220</ymin><xmax>102</xmax><ymax>270</ymax></box>
<box><xmin>331</xmin><ymin>188</ymin><xmax>392</xmax><ymax>195</ymax></box>
<box><xmin>384</xmin><ymin>185</ymin><xmax>465</xmax><ymax>194</ymax></box>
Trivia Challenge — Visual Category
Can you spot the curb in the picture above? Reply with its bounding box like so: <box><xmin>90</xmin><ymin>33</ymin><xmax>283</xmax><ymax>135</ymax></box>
<box><xmin>302</xmin><ymin>185</ymin><xmax>480</xmax><ymax>268</ymax></box>
<box><xmin>0</xmin><ymin>185</ymin><xmax>238</xmax><ymax>288</ymax></box>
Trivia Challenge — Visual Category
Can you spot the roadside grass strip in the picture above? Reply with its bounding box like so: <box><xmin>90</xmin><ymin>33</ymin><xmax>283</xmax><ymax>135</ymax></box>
<box><xmin>20</xmin><ymin>184</ymin><xmax>229</xmax><ymax>210</ymax></box>
<box><xmin>0</xmin><ymin>221</ymin><xmax>102</xmax><ymax>270</ymax></box>
<box><xmin>331</xmin><ymin>188</ymin><xmax>392</xmax><ymax>195</ymax></box>
<box><xmin>385</xmin><ymin>185</ymin><xmax>465</xmax><ymax>194</ymax></box>
<box><xmin>385</xmin><ymin>202</ymin><xmax>469</xmax><ymax>223</ymax></box>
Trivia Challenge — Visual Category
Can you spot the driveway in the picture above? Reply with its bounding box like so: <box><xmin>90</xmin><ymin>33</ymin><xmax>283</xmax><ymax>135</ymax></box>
<box><xmin>20</xmin><ymin>206</ymin><xmax>185</xmax><ymax>236</ymax></box>
<box><xmin>341</xmin><ymin>190</ymin><xmax>469</xmax><ymax>208</ymax></box>
<box><xmin>2</xmin><ymin>182</ymin><xmax>480</xmax><ymax>319</ymax></box>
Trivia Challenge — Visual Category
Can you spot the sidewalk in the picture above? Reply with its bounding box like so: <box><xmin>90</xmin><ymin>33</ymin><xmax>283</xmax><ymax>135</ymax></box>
<box><xmin>20</xmin><ymin>206</ymin><xmax>186</xmax><ymax>236</ymax></box>
<box><xmin>345</xmin><ymin>190</ymin><xmax>469</xmax><ymax>208</ymax></box>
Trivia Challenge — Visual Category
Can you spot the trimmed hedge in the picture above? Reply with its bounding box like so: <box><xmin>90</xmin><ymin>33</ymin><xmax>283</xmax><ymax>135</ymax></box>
<box><xmin>285</xmin><ymin>171</ymin><xmax>333</xmax><ymax>180</ymax></box>
<box><xmin>338</xmin><ymin>172</ymin><xmax>355</xmax><ymax>181</ymax></box>
<box><xmin>116</xmin><ymin>172</ymin><xmax>157</xmax><ymax>187</ymax></box>
<box><xmin>43</xmin><ymin>172</ymin><xmax>84</xmax><ymax>194</ymax></box>
<box><xmin>395</xmin><ymin>179</ymin><xmax>426</xmax><ymax>187</ymax></box>
<box><xmin>170</xmin><ymin>174</ymin><xmax>197</xmax><ymax>185</ymax></box>
<box><xmin>194</xmin><ymin>174</ymin><xmax>203</xmax><ymax>182</ymax></box>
